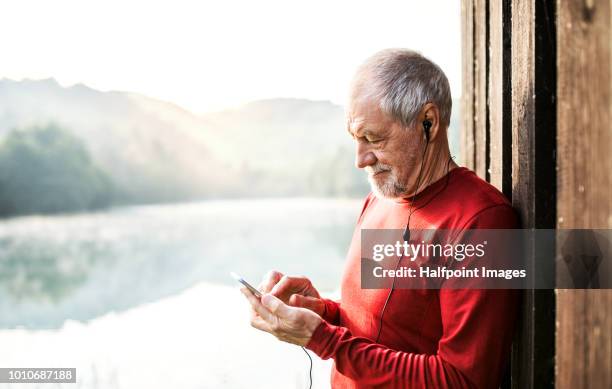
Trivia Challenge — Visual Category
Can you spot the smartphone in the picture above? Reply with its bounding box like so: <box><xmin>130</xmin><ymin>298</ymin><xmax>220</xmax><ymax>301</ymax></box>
<box><xmin>230</xmin><ymin>272</ymin><xmax>263</xmax><ymax>298</ymax></box>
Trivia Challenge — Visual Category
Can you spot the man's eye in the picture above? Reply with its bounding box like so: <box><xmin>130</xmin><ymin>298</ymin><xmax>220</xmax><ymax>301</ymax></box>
<box><xmin>365</xmin><ymin>136</ymin><xmax>381</xmax><ymax>143</ymax></box>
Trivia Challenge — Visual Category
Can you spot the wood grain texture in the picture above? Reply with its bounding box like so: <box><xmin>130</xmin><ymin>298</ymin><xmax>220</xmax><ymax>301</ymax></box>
<box><xmin>489</xmin><ymin>0</ymin><xmax>503</xmax><ymax>190</ymax></box>
<box><xmin>511</xmin><ymin>0</ymin><xmax>535</xmax><ymax>228</ymax></box>
<box><xmin>474</xmin><ymin>0</ymin><xmax>489</xmax><ymax>179</ymax></box>
<box><xmin>510</xmin><ymin>1</ymin><xmax>557</xmax><ymax>388</ymax></box>
<box><xmin>461</xmin><ymin>0</ymin><xmax>475</xmax><ymax>168</ymax></box>
<box><xmin>464</xmin><ymin>1</ymin><xmax>560</xmax><ymax>387</ymax></box>
<box><xmin>510</xmin><ymin>2</ymin><xmax>537</xmax><ymax>386</ymax></box>
<box><xmin>556</xmin><ymin>0</ymin><xmax>612</xmax><ymax>388</ymax></box>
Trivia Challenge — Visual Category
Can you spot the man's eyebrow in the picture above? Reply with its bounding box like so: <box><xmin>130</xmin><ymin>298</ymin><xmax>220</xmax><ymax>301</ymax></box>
<box><xmin>347</xmin><ymin>125</ymin><xmax>383</xmax><ymax>139</ymax></box>
<box><xmin>347</xmin><ymin>124</ymin><xmax>373</xmax><ymax>138</ymax></box>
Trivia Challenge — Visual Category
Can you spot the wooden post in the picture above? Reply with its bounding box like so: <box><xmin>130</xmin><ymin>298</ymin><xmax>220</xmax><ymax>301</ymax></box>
<box><xmin>488</xmin><ymin>0</ymin><xmax>512</xmax><ymax>197</ymax></box>
<box><xmin>462</xmin><ymin>1</ymin><xmax>557</xmax><ymax>388</ymax></box>
<box><xmin>556</xmin><ymin>0</ymin><xmax>612</xmax><ymax>388</ymax></box>
<box><xmin>509</xmin><ymin>1</ymin><xmax>557</xmax><ymax>388</ymax></box>
<box><xmin>464</xmin><ymin>0</ymin><xmax>612</xmax><ymax>386</ymax></box>
<box><xmin>461</xmin><ymin>0</ymin><xmax>475</xmax><ymax>169</ymax></box>
<box><xmin>488</xmin><ymin>0</ymin><xmax>503</xmax><ymax>191</ymax></box>
<box><xmin>474</xmin><ymin>0</ymin><xmax>489</xmax><ymax>180</ymax></box>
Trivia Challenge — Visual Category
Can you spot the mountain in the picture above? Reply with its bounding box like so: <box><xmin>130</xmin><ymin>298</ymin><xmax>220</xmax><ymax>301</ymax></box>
<box><xmin>0</xmin><ymin>78</ymin><xmax>460</xmax><ymax>210</ymax></box>
<box><xmin>0</xmin><ymin>78</ymin><xmax>237</xmax><ymax>203</ymax></box>
<box><xmin>0</xmin><ymin>79</ymin><xmax>370</xmax><ymax>207</ymax></box>
<box><xmin>198</xmin><ymin>98</ymin><xmax>362</xmax><ymax>196</ymax></box>
<box><xmin>200</xmin><ymin>98</ymin><xmax>351</xmax><ymax>170</ymax></box>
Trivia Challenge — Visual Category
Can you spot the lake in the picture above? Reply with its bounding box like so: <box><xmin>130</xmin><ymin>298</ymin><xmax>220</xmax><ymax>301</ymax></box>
<box><xmin>0</xmin><ymin>198</ymin><xmax>363</xmax><ymax>389</ymax></box>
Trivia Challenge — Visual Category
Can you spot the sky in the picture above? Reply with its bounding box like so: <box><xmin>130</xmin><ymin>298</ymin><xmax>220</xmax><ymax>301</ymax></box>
<box><xmin>1</xmin><ymin>0</ymin><xmax>461</xmax><ymax>114</ymax></box>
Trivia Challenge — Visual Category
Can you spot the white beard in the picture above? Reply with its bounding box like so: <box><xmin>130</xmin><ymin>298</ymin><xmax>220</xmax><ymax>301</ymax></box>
<box><xmin>368</xmin><ymin>170</ymin><xmax>406</xmax><ymax>199</ymax></box>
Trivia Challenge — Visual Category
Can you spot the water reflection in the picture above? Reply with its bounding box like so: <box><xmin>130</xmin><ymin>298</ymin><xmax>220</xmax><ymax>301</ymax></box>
<box><xmin>0</xmin><ymin>198</ymin><xmax>360</xmax><ymax>329</ymax></box>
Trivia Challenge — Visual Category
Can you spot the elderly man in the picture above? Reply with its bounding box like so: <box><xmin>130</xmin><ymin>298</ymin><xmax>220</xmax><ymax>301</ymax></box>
<box><xmin>241</xmin><ymin>49</ymin><xmax>519</xmax><ymax>388</ymax></box>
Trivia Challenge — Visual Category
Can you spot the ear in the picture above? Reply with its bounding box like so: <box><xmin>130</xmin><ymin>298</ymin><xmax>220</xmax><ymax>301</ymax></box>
<box><xmin>419</xmin><ymin>103</ymin><xmax>441</xmax><ymax>142</ymax></box>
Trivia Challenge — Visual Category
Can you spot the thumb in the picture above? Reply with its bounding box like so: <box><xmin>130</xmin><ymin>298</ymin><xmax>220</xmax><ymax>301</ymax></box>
<box><xmin>261</xmin><ymin>293</ymin><xmax>291</xmax><ymax>318</ymax></box>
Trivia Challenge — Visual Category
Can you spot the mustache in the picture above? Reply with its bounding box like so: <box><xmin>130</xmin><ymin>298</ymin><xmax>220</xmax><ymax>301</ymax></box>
<box><xmin>365</xmin><ymin>164</ymin><xmax>392</xmax><ymax>175</ymax></box>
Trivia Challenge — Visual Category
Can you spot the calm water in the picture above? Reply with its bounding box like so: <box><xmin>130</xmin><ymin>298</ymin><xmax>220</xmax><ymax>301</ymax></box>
<box><xmin>0</xmin><ymin>198</ymin><xmax>362</xmax><ymax>389</ymax></box>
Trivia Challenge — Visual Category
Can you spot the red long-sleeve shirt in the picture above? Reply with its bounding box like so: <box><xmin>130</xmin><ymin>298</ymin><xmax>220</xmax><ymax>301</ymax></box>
<box><xmin>305</xmin><ymin>167</ymin><xmax>520</xmax><ymax>389</ymax></box>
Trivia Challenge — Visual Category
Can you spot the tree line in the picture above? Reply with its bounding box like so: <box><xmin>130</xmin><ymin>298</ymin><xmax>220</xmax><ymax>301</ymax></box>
<box><xmin>0</xmin><ymin>124</ymin><xmax>113</xmax><ymax>217</ymax></box>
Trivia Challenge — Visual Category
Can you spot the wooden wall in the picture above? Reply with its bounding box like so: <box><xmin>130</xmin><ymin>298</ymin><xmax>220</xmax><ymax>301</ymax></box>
<box><xmin>462</xmin><ymin>0</ymin><xmax>611</xmax><ymax>388</ymax></box>
<box><xmin>462</xmin><ymin>0</ymin><xmax>555</xmax><ymax>387</ymax></box>
<box><xmin>556</xmin><ymin>0</ymin><xmax>612</xmax><ymax>388</ymax></box>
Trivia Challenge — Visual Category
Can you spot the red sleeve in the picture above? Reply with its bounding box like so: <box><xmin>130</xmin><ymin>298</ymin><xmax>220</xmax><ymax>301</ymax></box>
<box><xmin>305</xmin><ymin>204</ymin><xmax>520</xmax><ymax>389</ymax></box>
<box><xmin>321</xmin><ymin>298</ymin><xmax>341</xmax><ymax>325</ymax></box>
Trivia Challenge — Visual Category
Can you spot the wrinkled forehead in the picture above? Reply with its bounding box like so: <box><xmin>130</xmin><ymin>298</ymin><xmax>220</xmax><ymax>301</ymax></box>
<box><xmin>346</xmin><ymin>97</ymin><xmax>395</xmax><ymax>136</ymax></box>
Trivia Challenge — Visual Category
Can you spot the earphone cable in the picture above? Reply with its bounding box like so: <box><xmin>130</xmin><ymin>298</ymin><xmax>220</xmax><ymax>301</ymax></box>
<box><xmin>374</xmin><ymin>141</ymin><xmax>429</xmax><ymax>343</ymax></box>
<box><xmin>301</xmin><ymin>346</ymin><xmax>313</xmax><ymax>389</ymax></box>
<box><xmin>374</xmin><ymin>154</ymin><xmax>454</xmax><ymax>344</ymax></box>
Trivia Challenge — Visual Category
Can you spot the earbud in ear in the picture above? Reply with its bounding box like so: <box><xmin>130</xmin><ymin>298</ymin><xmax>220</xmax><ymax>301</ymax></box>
<box><xmin>422</xmin><ymin>120</ymin><xmax>432</xmax><ymax>142</ymax></box>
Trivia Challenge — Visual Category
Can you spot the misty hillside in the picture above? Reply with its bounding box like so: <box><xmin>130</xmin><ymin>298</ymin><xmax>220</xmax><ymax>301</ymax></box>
<box><xmin>0</xmin><ymin>78</ymin><xmax>460</xmax><ymax>214</ymax></box>
<box><xmin>0</xmin><ymin>79</ymin><xmax>371</xmax><ymax>210</ymax></box>
<box><xmin>0</xmin><ymin>78</ymin><xmax>232</xmax><ymax>203</ymax></box>
<box><xmin>200</xmin><ymin>98</ymin><xmax>352</xmax><ymax>172</ymax></box>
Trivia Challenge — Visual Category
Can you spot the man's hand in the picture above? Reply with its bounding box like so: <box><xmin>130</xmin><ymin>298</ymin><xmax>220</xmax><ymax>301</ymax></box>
<box><xmin>241</xmin><ymin>288</ymin><xmax>322</xmax><ymax>347</ymax></box>
<box><xmin>257</xmin><ymin>270</ymin><xmax>326</xmax><ymax>317</ymax></box>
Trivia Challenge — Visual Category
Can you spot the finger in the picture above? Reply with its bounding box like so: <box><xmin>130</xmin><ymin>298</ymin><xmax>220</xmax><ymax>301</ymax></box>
<box><xmin>241</xmin><ymin>289</ymin><xmax>278</xmax><ymax>334</ymax></box>
<box><xmin>258</xmin><ymin>270</ymin><xmax>284</xmax><ymax>293</ymax></box>
<box><xmin>251</xmin><ymin>318</ymin><xmax>271</xmax><ymax>333</ymax></box>
<box><xmin>269</xmin><ymin>276</ymin><xmax>304</xmax><ymax>300</ymax></box>
<box><xmin>249</xmin><ymin>311</ymin><xmax>273</xmax><ymax>333</ymax></box>
<box><xmin>289</xmin><ymin>294</ymin><xmax>325</xmax><ymax>315</ymax></box>
<box><xmin>249</xmin><ymin>305</ymin><xmax>262</xmax><ymax>321</ymax></box>
<box><xmin>240</xmin><ymin>287</ymin><xmax>275</xmax><ymax>323</ymax></box>
<box><xmin>247</xmin><ymin>301</ymin><xmax>270</xmax><ymax>325</ymax></box>
<box><xmin>261</xmin><ymin>293</ymin><xmax>293</xmax><ymax>319</ymax></box>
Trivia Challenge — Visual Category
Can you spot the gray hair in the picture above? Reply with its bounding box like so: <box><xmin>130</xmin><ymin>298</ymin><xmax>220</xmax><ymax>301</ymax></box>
<box><xmin>350</xmin><ymin>49</ymin><xmax>452</xmax><ymax>129</ymax></box>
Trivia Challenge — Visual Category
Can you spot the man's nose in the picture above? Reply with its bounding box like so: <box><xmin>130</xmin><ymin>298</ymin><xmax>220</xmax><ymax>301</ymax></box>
<box><xmin>355</xmin><ymin>143</ymin><xmax>377</xmax><ymax>169</ymax></box>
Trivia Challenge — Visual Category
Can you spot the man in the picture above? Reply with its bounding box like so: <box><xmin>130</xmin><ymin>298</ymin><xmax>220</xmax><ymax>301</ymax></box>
<box><xmin>240</xmin><ymin>49</ymin><xmax>519</xmax><ymax>388</ymax></box>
